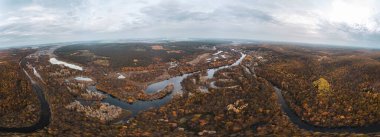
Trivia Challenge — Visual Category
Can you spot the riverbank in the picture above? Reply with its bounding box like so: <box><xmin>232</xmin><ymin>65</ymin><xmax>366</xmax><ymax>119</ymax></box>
<box><xmin>0</xmin><ymin>57</ymin><xmax>51</xmax><ymax>133</ymax></box>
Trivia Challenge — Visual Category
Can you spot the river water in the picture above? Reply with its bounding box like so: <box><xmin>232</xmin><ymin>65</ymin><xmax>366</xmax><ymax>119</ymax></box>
<box><xmin>93</xmin><ymin>52</ymin><xmax>246</xmax><ymax>119</ymax></box>
<box><xmin>144</xmin><ymin>53</ymin><xmax>246</xmax><ymax>94</ymax></box>
<box><xmin>0</xmin><ymin>59</ymin><xmax>51</xmax><ymax>133</ymax></box>
<box><xmin>273</xmin><ymin>86</ymin><xmax>380</xmax><ymax>133</ymax></box>
<box><xmin>2</xmin><ymin>49</ymin><xmax>380</xmax><ymax>133</ymax></box>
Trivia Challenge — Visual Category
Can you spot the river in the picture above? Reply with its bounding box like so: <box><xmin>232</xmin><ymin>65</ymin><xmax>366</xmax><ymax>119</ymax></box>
<box><xmin>94</xmin><ymin>52</ymin><xmax>247</xmax><ymax>119</ymax></box>
<box><xmin>93</xmin><ymin>51</ymin><xmax>380</xmax><ymax>133</ymax></box>
<box><xmin>0</xmin><ymin>59</ymin><xmax>51</xmax><ymax>133</ymax></box>
<box><xmin>273</xmin><ymin>86</ymin><xmax>380</xmax><ymax>133</ymax></box>
<box><xmin>2</xmin><ymin>48</ymin><xmax>380</xmax><ymax>134</ymax></box>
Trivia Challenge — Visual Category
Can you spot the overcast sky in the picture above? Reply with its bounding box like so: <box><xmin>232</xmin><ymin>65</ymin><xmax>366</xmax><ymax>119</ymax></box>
<box><xmin>1</xmin><ymin>0</ymin><xmax>380</xmax><ymax>47</ymax></box>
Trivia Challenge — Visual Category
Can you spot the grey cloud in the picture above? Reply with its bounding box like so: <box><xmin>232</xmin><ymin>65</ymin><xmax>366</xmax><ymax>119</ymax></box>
<box><xmin>141</xmin><ymin>1</ymin><xmax>209</xmax><ymax>21</ymax></box>
<box><xmin>142</xmin><ymin>1</ymin><xmax>274</xmax><ymax>23</ymax></box>
<box><xmin>216</xmin><ymin>6</ymin><xmax>274</xmax><ymax>22</ymax></box>
<box><xmin>0</xmin><ymin>0</ymin><xmax>33</xmax><ymax>11</ymax></box>
<box><xmin>1</xmin><ymin>0</ymin><xmax>380</xmax><ymax>48</ymax></box>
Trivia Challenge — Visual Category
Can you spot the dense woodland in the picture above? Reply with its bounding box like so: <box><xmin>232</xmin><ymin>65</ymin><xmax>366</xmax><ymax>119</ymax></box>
<box><xmin>0</xmin><ymin>50</ymin><xmax>40</xmax><ymax>128</ymax></box>
<box><xmin>55</xmin><ymin>42</ymin><xmax>220</xmax><ymax>69</ymax></box>
<box><xmin>2</xmin><ymin>44</ymin><xmax>380</xmax><ymax>136</ymax></box>
<box><xmin>251</xmin><ymin>45</ymin><xmax>380</xmax><ymax>127</ymax></box>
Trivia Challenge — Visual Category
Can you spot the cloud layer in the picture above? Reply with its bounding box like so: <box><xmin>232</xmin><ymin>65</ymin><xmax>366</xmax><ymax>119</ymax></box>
<box><xmin>1</xmin><ymin>0</ymin><xmax>380</xmax><ymax>47</ymax></box>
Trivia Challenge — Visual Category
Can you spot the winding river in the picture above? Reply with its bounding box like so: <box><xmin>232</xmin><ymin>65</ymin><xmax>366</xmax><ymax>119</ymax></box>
<box><xmin>0</xmin><ymin>59</ymin><xmax>51</xmax><ymax>133</ymax></box>
<box><xmin>273</xmin><ymin>86</ymin><xmax>380</xmax><ymax>133</ymax></box>
<box><xmin>2</xmin><ymin>49</ymin><xmax>380</xmax><ymax>134</ymax></box>
<box><xmin>94</xmin><ymin>52</ymin><xmax>247</xmax><ymax>118</ymax></box>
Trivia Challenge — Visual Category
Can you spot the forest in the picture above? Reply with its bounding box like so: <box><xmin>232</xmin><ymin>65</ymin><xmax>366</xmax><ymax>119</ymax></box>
<box><xmin>54</xmin><ymin>42</ymin><xmax>221</xmax><ymax>69</ymax></box>
<box><xmin>251</xmin><ymin>45</ymin><xmax>380</xmax><ymax>127</ymax></box>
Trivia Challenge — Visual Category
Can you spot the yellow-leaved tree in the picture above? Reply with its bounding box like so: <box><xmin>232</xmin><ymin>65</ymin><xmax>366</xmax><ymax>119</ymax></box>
<box><xmin>313</xmin><ymin>78</ymin><xmax>331</xmax><ymax>96</ymax></box>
